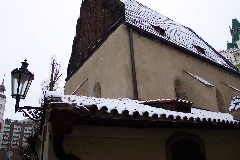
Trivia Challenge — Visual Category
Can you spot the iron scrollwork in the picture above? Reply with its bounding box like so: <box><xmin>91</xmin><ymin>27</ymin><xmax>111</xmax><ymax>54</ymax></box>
<box><xmin>17</xmin><ymin>107</ymin><xmax>45</xmax><ymax>122</ymax></box>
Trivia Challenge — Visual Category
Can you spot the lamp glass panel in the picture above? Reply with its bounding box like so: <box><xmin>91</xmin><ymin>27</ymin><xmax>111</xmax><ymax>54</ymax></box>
<box><xmin>19</xmin><ymin>73</ymin><xmax>32</xmax><ymax>99</ymax></box>
<box><xmin>11</xmin><ymin>73</ymin><xmax>20</xmax><ymax>98</ymax></box>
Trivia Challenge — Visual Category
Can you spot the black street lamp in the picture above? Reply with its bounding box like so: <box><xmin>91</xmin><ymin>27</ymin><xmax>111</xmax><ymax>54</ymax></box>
<box><xmin>11</xmin><ymin>59</ymin><xmax>34</xmax><ymax>112</ymax></box>
<box><xmin>11</xmin><ymin>60</ymin><xmax>45</xmax><ymax>122</ymax></box>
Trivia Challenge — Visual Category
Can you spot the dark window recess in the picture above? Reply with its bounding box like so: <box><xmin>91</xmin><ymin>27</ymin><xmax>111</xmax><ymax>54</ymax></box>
<box><xmin>152</xmin><ymin>25</ymin><xmax>166</xmax><ymax>36</ymax></box>
<box><xmin>93</xmin><ymin>82</ymin><xmax>101</xmax><ymax>98</ymax></box>
<box><xmin>142</xmin><ymin>99</ymin><xmax>192</xmax><ymax>113</ymax></box>
<box><xmin>166</xmin><ymin>132</ymin><xmax>206</xmax><ymax>160</ymax></box>
<box><xmin>171</xmin><ymin>139</ymin><xmax>205</xmax><ymax>160</ymax></box>
<box><xmin>216</xmin><ymin>89</ymin><xmax>226</xmax><ymax>112</ymax></box>
<box><xmin>174</xmin><ymin>78</ymin><xmax>187</xmax><ymax>99</ymax></box>
<box><xmin>194</xmin><ymin>45</ymin><xmax>205</xmax><ymax>54</ymax></box>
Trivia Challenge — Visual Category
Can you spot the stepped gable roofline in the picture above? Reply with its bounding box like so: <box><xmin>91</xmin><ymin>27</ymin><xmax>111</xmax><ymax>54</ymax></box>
<box><xmin>121</xmin><ymin>0</ymin><xmax>239</xmax><ymax>73</ymax></box>
<box><xmin>46</xmin><ymin>92</ymin><xmax>240</xmax><ymax>129</ymax></box>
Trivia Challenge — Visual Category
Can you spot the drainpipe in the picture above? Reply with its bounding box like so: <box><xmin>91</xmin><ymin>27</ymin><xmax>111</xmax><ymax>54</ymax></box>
<box><xmin>127</xmin><ymin>27</ymin><xmax>139</xmax><ymax>100</ymax></box>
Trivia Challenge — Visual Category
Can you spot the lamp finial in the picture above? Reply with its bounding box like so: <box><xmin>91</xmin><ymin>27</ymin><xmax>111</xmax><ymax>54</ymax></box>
<box><xmin>21</xmin><ymin>59</ymin><xmax>29</xmax><ymax>69</ymax></box>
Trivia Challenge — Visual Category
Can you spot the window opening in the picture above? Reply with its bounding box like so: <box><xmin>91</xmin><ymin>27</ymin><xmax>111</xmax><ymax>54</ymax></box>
<box><xmin>194</xmin><ymin>45</ymin><xmax>205</xmax><ymax>54</ymax></box>
<box><xmin>93</xmin><ymin>82</ymin><xmax>101</xmax><ymax>98</ymax></box>
<box><xmin>152</xmin><ymin>25</ymin><xmax>166</xmax><ymax>36</ymax></box>
<box><xmin>171</xmin><ymin>139</ymin><xmax>205</xmax><ymax>160</ymax></box>
<box><xmin>166</xmin><ymin>132</ymin><xmax>206</xmax><ymax>160</ymax></box>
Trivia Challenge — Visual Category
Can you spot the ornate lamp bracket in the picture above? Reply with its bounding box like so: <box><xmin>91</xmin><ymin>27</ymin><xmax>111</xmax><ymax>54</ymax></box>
<box><xmin>17</xmin><ymin>107</ymin><xmax>45</xmax><ymax>122</ymax></box>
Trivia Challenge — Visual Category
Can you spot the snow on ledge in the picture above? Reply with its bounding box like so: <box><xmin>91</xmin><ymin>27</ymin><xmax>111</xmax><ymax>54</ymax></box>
<box><xmin>45</xmin><ymin>91</ymin><xmax>62</xmax><ymax>98</ymax></box>
<box><xmin>226</xmin><ymin>84</ymin><xmax>240</xmax><ymax>92</ymax></box>
<box><xmin>184</xmin><ymin>70</ymin><xmax>214</xmax><ymax>87</ymax></box>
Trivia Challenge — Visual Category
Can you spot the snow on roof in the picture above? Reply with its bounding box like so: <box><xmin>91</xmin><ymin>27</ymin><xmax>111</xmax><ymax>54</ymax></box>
<box><xmin>121</xmin><ymin>0</ymin><xmax>238</xmax><ymax>72</ymax></box>
<box><xmin>229</xmin><ymin>96</ymin><xmax>240</xmax><ymax>111</ymax></box>
<box><xmin>53</xmin><ymin>94</ymin><xmax>238</xmax><ymax>124</ymax></box>
<box><xmin>143</xmin><ymin>99</ymin><xmax>193</xmax><ymax>105</ymax></box>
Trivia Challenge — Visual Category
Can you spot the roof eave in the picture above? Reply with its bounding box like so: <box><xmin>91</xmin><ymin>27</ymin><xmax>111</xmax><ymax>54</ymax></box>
<box><xmin>48</xmin><ymin>108</ymin><xmax>240</xmax><ymax>135</ymax></box>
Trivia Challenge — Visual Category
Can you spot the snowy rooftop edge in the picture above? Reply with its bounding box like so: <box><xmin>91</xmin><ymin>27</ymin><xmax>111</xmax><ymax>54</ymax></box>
<box><xmin>46</xmin><ymin>91</ymin><xmax>238</xmax><ymax>124</ymax></box>
<box><xmin>120</xmin><ymin>0</ymin><xmax>238</xmax><ymax>72</ymax></box>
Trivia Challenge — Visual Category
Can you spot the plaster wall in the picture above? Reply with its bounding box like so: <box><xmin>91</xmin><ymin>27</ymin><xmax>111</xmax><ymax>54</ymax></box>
<box><xmin>65</xmin><ymin>25</ymin><xmax>134</xmax><ymax>99</ymax></box>
<box><xmin>65</xmin><ymin>25</ymin><xmax>240</xmax><ymax>112</ymax></box>
<box><xmin>131</xmin><ymin>31</ymin><xmax>240</xmax><ymax>112</ymax></box>
<box><xmin>57</xmin><ymin>125</ymin><xmax>240</xmax><ymax>160</ymax></box>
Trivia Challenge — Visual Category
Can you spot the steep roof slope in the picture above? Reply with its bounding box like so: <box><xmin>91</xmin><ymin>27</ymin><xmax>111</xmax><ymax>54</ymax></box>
<box><xmin>67</xmin><ymin>0</ymin><xmax>238</xmax><ymax>80</ymax></box>
<box><xmin>121</xmin><ymin>0</ymin><xmax>238</xmax><ymax>72</ymax></box>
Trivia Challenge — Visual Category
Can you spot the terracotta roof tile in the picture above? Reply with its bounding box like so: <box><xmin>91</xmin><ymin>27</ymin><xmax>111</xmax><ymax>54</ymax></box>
<box><xmin>50</xmin><ymin>94</ymin><xmax>238</xmax><ymax>125</ymax></box>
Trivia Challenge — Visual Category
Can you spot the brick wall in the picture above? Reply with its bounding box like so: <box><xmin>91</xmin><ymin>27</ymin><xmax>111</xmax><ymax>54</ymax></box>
<box><xmin>67</xmin><ymin>0</ymin><xmax>125</xmax><ymax>78</ymax></box>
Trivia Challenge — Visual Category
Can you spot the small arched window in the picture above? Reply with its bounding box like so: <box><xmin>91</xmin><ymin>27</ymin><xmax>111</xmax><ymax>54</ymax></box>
<box><xmin>174</xmin><ymin>77</ymin><xmax>187</xmax><ymax>99</ymax></box>
<box><xmin>93</xmin><ymin>82</ymin><xmax>101</xmax><ymax>98</ymax></box>
<box><xmin>166</xmin><ymin>132</ymin><xmax>206</xmax><ymax>160</ymax></box>
<box><xmin>216</xmin><ymin>89</ymin><xmax>226</xmax><ymax>112</ymax></box>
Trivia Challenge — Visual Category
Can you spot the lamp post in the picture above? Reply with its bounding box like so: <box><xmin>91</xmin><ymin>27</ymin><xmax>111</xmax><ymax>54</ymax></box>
<box><xmin>11</xmin><ymin>60</ymin><xmax>45</xmax><ymax>160</ymax></box>
<box><xmin>11</xmin><ymin>60</ymin><xmax>45</xmax><ymax>122</ymax></box>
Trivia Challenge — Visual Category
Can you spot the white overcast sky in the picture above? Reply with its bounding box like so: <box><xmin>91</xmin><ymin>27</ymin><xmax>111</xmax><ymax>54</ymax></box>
<box><xmin>0</xmin><ymin>0</ymin><xmax>239</xmax><ymax>120</ymax></box>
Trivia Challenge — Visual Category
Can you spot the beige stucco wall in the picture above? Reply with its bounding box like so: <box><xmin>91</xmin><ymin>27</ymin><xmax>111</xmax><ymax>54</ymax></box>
<box><xmin>65</xmin><ymin>24</ymin><xmax>240</xmax><ymax>112</ymax></box>
<box><xmin>132</xmin><ymin>31</ymin><xmax>240</xmax><ymax>112</ymax></box>
<box><xmin>45</xmin><ymin>125</ymin><xmax>240</xmax><ymax>160</ymax></box>
<box><xmin>65</xmin><ymin>25</ymin><xmax>134</xmax><ymax>99</ymax></box>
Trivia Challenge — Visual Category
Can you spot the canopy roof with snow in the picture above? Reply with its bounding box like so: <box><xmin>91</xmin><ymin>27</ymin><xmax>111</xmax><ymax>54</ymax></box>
<box><xmin>46</xmin><ymin>92</ymin><xmax>239</xmax><ymax>128</ymax></box>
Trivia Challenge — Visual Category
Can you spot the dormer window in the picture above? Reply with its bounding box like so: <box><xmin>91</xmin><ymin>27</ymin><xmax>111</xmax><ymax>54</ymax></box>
<box><xmin>194</xmin><ymin>45</ymin><xmax>205</xmax><ymax>54</ymax></box>
<box><xmin>152</xmin><ymin>25</ymin><xmax>166</xmax><ymax>36</ymax></box>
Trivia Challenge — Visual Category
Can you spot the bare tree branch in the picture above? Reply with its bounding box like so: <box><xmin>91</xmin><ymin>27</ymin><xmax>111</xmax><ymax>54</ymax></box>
<box><xmin>41</xmin><ymin>56</ymin><xmax>63</xmax><ymax>101</ymax></box>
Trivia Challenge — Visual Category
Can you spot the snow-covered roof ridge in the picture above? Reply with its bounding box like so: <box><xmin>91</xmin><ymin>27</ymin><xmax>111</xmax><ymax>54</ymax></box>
<box><xmin>229</xmin><ymin>96</ymin><xmax>240</xmax><ymax>111</ymax></box>
<box><xmin>121</xmin><ymin>0</ymin><xmax>238</xmax><ymax>72</ymax></box>
<box><xmin>56</xmin><ymin>94</ymin><xmax>238</xmax><ymax>124</ymax></box>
